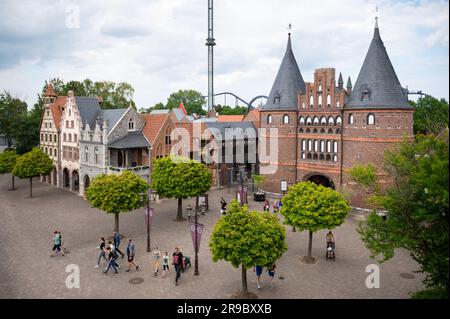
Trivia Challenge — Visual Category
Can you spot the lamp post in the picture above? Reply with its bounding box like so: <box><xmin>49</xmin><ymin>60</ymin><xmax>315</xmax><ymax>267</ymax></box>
<box><xmin>194</xmin><ymin>205</ymin><xmax>199</xmax><ymax>276</ymax></box>
<box><xmin>146</xmin><ymin>146</ymin><xmax>153</xmax><ymax>252</ymax></box>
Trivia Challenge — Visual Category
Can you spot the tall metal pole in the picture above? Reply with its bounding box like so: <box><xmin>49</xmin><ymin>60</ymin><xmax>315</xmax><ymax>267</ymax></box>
<box><xmin>206</xmin><ymin>0</ymin><xmax>216</xmax><ymax>112</ymax></box>
<box><xmin>194</xmin><ymin>207</ymin><xmax>199</xmax><ymax>276</ymax></box>
<box><xmin>147</xmin><ymin>146</ymin><xmax>152</xmax><ymax>252</ymax></box>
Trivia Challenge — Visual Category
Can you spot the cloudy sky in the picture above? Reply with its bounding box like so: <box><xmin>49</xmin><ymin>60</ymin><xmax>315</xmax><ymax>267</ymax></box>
<box><xmin>0</xmin><ymin>0</ymin><xmax>448</xmax><ymax>109</ymax></box>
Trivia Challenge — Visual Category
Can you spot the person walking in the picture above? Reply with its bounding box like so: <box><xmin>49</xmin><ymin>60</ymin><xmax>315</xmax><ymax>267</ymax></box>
<box><xmin>220</xmin><ymin>198</ymin><xmax>227</xmax><ymax>215</ymax></box>
<box><xmin>103</xmin><ymin>246</ymin><xmax>118</xmax><ymax>274</ymax></box>
<box><xmin>95</xmin><ymin>237</ymin><xmax>107</xmax><ymax>268</ymax></box>
<box><xmin>267</xmin><ymin>264</ymin><xmax>276</xmax><ymax>289</ymax></box>
<box><xmin>161</xmin><ymin>251</ymin><xmax>170</xmax><ymax>279</ymax></box>
<box><xmin>113</xmin><ymin>230</ymin><xmax>125</xmax><ymax>258</ymax></box>
<box><xmin>126</xmin><ymin>238</ymin><xmax>139</xmax><ymax>272</ymax></box>
<box><xmin>172</xmin><ymin>247</ymin><xmax>184</xmax><ymax>286</ymax></box>
<box><xmin>153</xmin><ymin>246</ymin><xmax>161</xmax><ymax>276</ymax></box>
<box><xmin>50</xmin><ymin>230</ymin><xmax>62</xmax><ymax>257</ymax></box>
<box><xmin>273</xmin><ymin>200</ymin><xmax>279</xmax><ymax>214</ymax></box>
<box><xmin>108</xmin><ymin>241</ymin><xmax>120</xmax><ymax>269</ymax></box>
<box><xmin>254</xmin><ymin>265</ymin><xmax>263</xmax><ymax>289</ymax></box>
<box><xmin>58</xmin><ymin>231</ymin><xmax>66</xmax><ymax>256</ymax></box>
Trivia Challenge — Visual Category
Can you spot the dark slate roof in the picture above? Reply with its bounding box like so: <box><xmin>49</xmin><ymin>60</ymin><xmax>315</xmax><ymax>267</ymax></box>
<box><xmin>75</xmin><ymin>97</ymin><xmax>102</xmax><ymax>129</ymax></box>
<box><xmin>338</xmin><ymin>72</ymin><xmax>344</xmax><ymax>87</ymax></box>
<box><xmin>346</xmin><ymin>23</ymin><xmax>412</xmax><ymax>110</ymax></box>
<box><xmin>204</xmin><ymin>122</ymin><xmax>257</xmax><ymax>141</ymax></box>
<box><xmin>108</xmin><ymin>131</ymin><xmax>151</xmax><ymax>149</ymax></box>
<box><xmin>100</xmin><ymin>109</ymin><xmax>127</xmax><ymax>133</ymax></box>
<box><xmin>346</xmin><ymin>76</ymin><xmax>352</xmax><ymax>90</ymax></box>
<box><xmin>261</xmin><ymin>34</ymin><xmax>306</xmax><ymax>111</ymax></box>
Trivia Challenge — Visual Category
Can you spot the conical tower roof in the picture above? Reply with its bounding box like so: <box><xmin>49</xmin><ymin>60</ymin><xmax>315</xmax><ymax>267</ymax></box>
<box><xmin>262</xmin><ymin>33</ymin><xmax>306</xmax><ymax>111</ymax></box>
<box><xmin>346</xmin><ymin>20</ymin><xmax>411</xmax><ymax>109</ymax></box>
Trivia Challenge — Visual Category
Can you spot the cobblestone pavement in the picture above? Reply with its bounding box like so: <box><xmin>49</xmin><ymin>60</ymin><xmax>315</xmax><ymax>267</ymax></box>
<box><xmin>0</xmin><ymin>174</ymin><xmax>425</xmax><ymax>299</ymax></box>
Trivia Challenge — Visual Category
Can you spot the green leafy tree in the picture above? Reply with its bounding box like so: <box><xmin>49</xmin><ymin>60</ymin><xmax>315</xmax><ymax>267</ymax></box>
<box><xmin>210</xmin><ymin>200</ymin><xmax>287</xmax><ymax>296</ymax></box>
<box><xmin>215</xmin><ymin>105</ymin><xmax>247</xmax><ymax>115</ymax></box>
<box><xmin>14</xmin><ymin>103</ymin><xmax>42</xmax><ymax>155</ymax></box>
<box><xmin>12</xmin><ymin>147</ymin><xmax>52</xmax><ymax>197</ymax></box>
<box><xmin>252</xmin><ymin>174</ymin><xmax>266</xmax><ymax>192</ymax></box>
<box><xmin>151</xmin><ymin>156</ymin><xmax>212</xmax><ymax>221</ymax></box>
<box><xmin>0</xmin><ymin>150</ymin><xmax>19</xmax><ymax>190</ymax></box>
<box><xmin>85</xmin><ymin>171</ymin><xmax>149</xmax><ymax>232</ymax></box>
<box><xmin>166</xmin><ymin>89</ymin><xmax>206</xmax><ymax>115</ymax></box>
<box><xmin>0</xmin><ymin>91</ymin><xmax>28</xmax><ymax>148</ymax></box>
<box><xmin>411</xmin><ymin>96</ymin><xmax>449</xmax><ymax>135</ymax></box>
<box><xmin>139</xmin><ymin>102</ymin><xmax>167</xmax><ymax>114</ymax></box>
<box><xmin>352</xmin><ymin>133</ymin><xmax>449</xmax><ymax>298</ymax></box>
<box><xmin>280</xmin><ymin>181</ymin><xmax>350</xmax><ymax>261</ymax></box>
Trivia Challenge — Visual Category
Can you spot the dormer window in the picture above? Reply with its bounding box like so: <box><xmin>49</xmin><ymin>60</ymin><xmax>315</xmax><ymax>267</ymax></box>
<box><xmin>128</xmin><ymin>118</ymin><xmax>135</xmax><ymax>131</ymax></box>
<box><xmin>362</xmin><ymin>87</ymin><xmax>370</xmax><ymax>101</ymax></box>
<box><xmin>273</xmin><ymin>91</ymin><xmax>280</xmax><ymax>104</ymax></box>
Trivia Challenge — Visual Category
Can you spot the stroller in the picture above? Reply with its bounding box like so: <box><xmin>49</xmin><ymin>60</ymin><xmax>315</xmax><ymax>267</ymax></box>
<box><xmin>181</xmin><ymin>256</ymin><xmax>191</xmax><ymax>272</ymax></box>
<box><xmin>326</xmin><ymin>240</ymin><xmax>336</xmax><ymax>261</ymax></box>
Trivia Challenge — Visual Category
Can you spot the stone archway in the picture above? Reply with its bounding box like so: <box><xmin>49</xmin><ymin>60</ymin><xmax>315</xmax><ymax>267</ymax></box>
<box><xmin>303</xmin><ymin>172</ymin><xmax>335</xmax><ymax>189</ymax></box>
<box><xmin>63</xmin><ymin>168</ymin><xmax>70</xmax><ymax>188</ymax></box>
<box><xmin>83</xmin><ymin>175</ymin><xmax>90</xmax><ymax>190</ymax></box>
<box><xmin>72</xmin><ymin>170</ymin><xmax>79</xmax><ymax>192</ymax></box>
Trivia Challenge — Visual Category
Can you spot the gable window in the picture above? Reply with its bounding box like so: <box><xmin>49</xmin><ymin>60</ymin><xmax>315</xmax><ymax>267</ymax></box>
<box><xmin>71</xmin><ymin>120</ymin><xmax>74</xmax><ymax>128</ymax></box>
<box><xmin>63</xmin><ymin>133</ymin><xmax>66</xmax><ymax>141</ymax></box>
<box><xmin>348</xmin><ymin>114</ymin><xmax>354</xmax><ymax>125</ymax></box>
<box><xmin>267</xmin><ymin>115</ymin><xmax>272</xmax><ymax>124</ymax></box>
<box><xmin>309</xmin><ymin>96</ymin><xmax>314</xmax><ymax>108</ymax></box>
<box><xmin>54</xmin><ymin>149</ymin><xmax>57</xmax><ymax>157</ymax></box>
<box><xmin>68</xmin><ymin>134</ymin><xmax>72</xmax><ymax>142</ymax></box>
<box><xmin>165</xmin><ymin>127</ymin><xmax>172</xmax><ymax>145</ymax></box>
<box><xmin>128</xmin><ymin>118</ymin><xmax>135</xmax><ymax>131</ymax></box>
<box><xmin>47</xmin><ymin>110</ymin><xmax>50</xmax><ymax>116</ymax></box>
<box><xmin>367</xmin><ymin>113</ymin><xmax>375</xmax><ymax>125</ymax></box>
<box><xmin>282</xmin><ymin>114</ymin><xmax>290</xmax><ymax>124</ymax></box>
<box><xmin>41</xmin><ymin>133</ymin><xmax>43</xmax><ymax>142</ymax></box>
<box><xmin>74</xmin><ymin>134</ymin><xmax>77</xmax><ymax>142</ymax></box>
<box><xmin>66</xmin><ymin>121</ymin><xmax>69</xmax><ymax>128</ymax></box>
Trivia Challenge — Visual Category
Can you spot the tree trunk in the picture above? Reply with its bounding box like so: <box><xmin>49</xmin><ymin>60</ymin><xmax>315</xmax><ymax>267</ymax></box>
<box><xmin>29</xmin><ymin>177</ymin><xmax>33</xmax><ymax>198</ymax></box>
<box><xmin>241</xmin><ymin>265</ymin><xmax>248</xmax><ymax>293</ymax></box>
<box><xmin>11</xmin><ymin>175</ymin><xmax>15</xmax><ymax>190</ymax></box>
<box><xmin>176</xmin><ymin>198</ymin><xmax>183</xmax><ymax>221</ymax></box>
<box><xmin>307</xmin><ymin>230</ymin><xmax>313</xmax><ymax>258</ymax></box>
<box><xmin>114</xmin><ymin>213</ymin><xmax>119</xmax><ymax>233</ymax></box>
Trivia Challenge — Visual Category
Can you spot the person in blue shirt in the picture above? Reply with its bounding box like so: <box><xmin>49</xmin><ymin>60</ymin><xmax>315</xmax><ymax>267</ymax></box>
<box><xmin>113</xmin><ymin>230</ymin><xmax>125</xmax><ymax>258</ymax></box>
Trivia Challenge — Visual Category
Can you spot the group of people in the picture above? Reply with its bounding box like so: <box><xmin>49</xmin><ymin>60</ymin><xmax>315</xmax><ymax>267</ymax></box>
<box><xmin>151</xmin><ymin>246</ymin><xmax>188</xmax><ymax>286</ymax></box>
<box><xmin>263</xmin><ymin>199</ymin><xmax>282</xmax><ymax>214</ymax></box>
<box><xmin>254</xmin><ymin>264</ymin><xmax>277</xmax><ymax>289</ymax></box>
<box><xmin>95</xmin><ymin>230</ymin><xmax>140</xmax><ymax>274</ymax></box>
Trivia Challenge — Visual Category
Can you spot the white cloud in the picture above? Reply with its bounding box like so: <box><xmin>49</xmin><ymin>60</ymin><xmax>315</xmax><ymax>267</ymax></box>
<box><xmin>0</xmin><ymin>0</ymin><xmax>448</xmax><ymax>109</ymax></box>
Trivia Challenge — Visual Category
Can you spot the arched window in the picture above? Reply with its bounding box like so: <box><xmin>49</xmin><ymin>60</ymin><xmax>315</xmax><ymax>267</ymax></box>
<box><xmin>326</xmin><ymin>154</ymin><xmax>331</xmax><ymax>161</ymax></box>
<box><xmin>283</xmin><ymin>114</ymin><xmax>290</xmax><ymax>124</ymax></box>
<box><xmin>313</xmin><ymin>117</ymin><xmax>319</xmax><ymax>126</ymax></box>
<box><xmin>318</xmin><ymin>85</ymin><xmax>322</xmax><ymax>92</ymax></box>
<box><xmin>328</xmin><ymin>117</ymin><xmax>335</xmax><ymax>126</ymax></box>
<box><xmin>302</xmin><ymin>140</ymin><xmax>306</xmax><ymax>151</ymax></box>
<box><xmin>321</xmin><ymin>116</ymin><xmax>327</xmax><ymax>125</ymax></box>
<box><xmin>328</xmin><ymin>128</ymin><xmax>333</xmax><ymax>134</ymax></box>
<box><xmin>327</xmin><ymin>94</ymin><xmax>331</xmax><ymax>107</ymax></box>
<box><xmin>306</xmin><ymin>128</ymin><xmax>311</xmax><ymax>133</ymax></box>
<box><xmin>333</xmin><ymin>155</ymin><xmax>338</xmax><ymax>162</ymax></box>
<box><xmin>336</xmin><ymin>101</ymin><xmax>340</xmax><ymax>108</ymax></box>
<box><xmin>93</xmin><ymin>147</ymin><xmax>99</xmax><ymax>164</ymax></box>
<box><xmin>267</xmin><ymin>115</ymin><xmax>272</xmax><ymax>124</ymax></box>
<box><xmin>299</xmin><ymin>128</ymin><xmax>304</xmax><ymax>133</ymax></box>
<box><xmin>336</xmin><ymin>116</ymin><xmax>342</xmax><ymax>125</ymax></box>
<box><xmin>313</xmin><ymin>128</ymin><xmax>318</xmax><ymax>134</ymax></box>
<box><xmin>301</xmin><ymin>152</ymin><xmax>306</xmax><ymax>159</ymax></box>
<box><xmin>333</xmin><ymin>141</ymin><xmax>338</xmax><ymax>153</ymax></box>
<box><xmin>327</xmin><ymin>141</ymin><xmax>331</xmax><ymax>152</ymax></box>
<box><xmin>320</xmin><ymin>128</ymin><xmax>325</xmax><ymax>134</ymax></box>
<box><xmin>314</xmin><ymin>140</ymin><xmax>318</xmax><ymax>152</ymax></box>
<box><xmin>308</xmin><ymin>140</ymin><xmax>312</xmax><ymax>151</ymax></box>
<box><xmin>309</xmin><ymin>96</ymin><xmax>314</xmax><ymax>108</ymax></box>
<box><xmin>128</xmin><ymin>118</ymin><xmax>135</xmax><ymax>130</ymax></box>
<box><xmin>319</xmin><ymin>154</ymin><xmax>325</xmax><ymax>161</ymax></box>
<box><xmin>54</xmin><ymin>148</ymin><xmax>57</xmax><ymax>157</ymax></box>
<box><xmin>313</xmin><ymin>153</ymin><xmax>318</xmax><ymax>160</ymax></box>
<box><xmin>348</xmin><ymin>114</ymin><xmax>354</xmax><ymax>125</ymax></box>
<box><xmin>273</xmin><ymin>92</ymin><xmax>280</xmax><ymax>104</ymax></box>
<box><xmin>299</xmin><ymin>117</ymin><xmax>305</xmax><ymax>125</ymax></box>
<box><xmin>307</xmin><ymin>153</ymin><xmax>312</xmax><ymax>160</ymax></box>
<box><xmin>367</xmin><ymin>113</ymin><xmax>375</xmax><ymax>125</ymax></box>
<box><xmin>306</xmin><ymin>117</ymin><xmax>312</xmax><ymax>125</ymax></box>
<box><xmin>318</xmin><ymin>95</ymin><xmax>322</xmax><ymax>108</ymax></box>
<box><xmin>320</xmin><ymin>140</ymin><xmax>325</xmax><ymax>152</ymax></box>
<box><xmin>302</xmin><ymin>102</ymin><xmax>306</xmax><ymax>109</ymax></box>
<box><xmin>165</xmin><ymin>126</ymin><xmax>171</xmax><ymax>145</ymax></box>
<box><xmin>85</xmin><ymin>146</ymin><xmax>89</xmax><ymax>162</ymax></box>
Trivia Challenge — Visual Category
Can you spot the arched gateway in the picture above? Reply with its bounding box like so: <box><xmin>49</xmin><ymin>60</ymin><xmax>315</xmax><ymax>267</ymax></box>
<box><xmin>303</xmin><ymin>172</ymin><xmax>335</xmax><ymax>189</ymax></box>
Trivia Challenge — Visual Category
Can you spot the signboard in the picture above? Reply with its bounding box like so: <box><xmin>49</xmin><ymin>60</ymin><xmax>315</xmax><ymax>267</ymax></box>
<box><xmin>144</xmin><ymin>207</ymin><xmax>154</xmax><ymax>226</ymax></box>
<box><xmin>281</xmin><ymin>180</ymin><xmax>288</xmax><ymax>192</ymax></box>
<box><xmin>189</xmin><ymin>222</ymin><xmax>204</xmax><ymax>253</ymax></box>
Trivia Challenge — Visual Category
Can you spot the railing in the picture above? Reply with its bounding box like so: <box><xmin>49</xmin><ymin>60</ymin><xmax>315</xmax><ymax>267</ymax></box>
<box><xmin>108</xmin><ymin>166</ymin><xmax>150</xmax><ymax>173</ymax></box>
